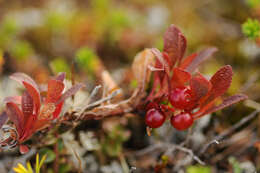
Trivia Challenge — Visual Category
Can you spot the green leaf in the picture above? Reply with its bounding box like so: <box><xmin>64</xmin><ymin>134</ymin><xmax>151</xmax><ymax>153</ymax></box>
<box><xmin>228</xmin><ymin>157</ymin><xmax>242</xmax><ymax>173</ymax></box>
<box><xmin>39</xmin><ymin>148</ymin><xmax>56</xmax><ymax>163</ymax></box>
<box><xmin>58</xmin><ymin>138</ymin><xmax>64</xmax><ymax>152</ymax></box>
<box><xmin>242</xmin><ymin>18</ymin><xmax>260</xmax><ymax>40</ymax></box>
<box><xmin>58</xmin><ymin>164</ymin><xmax>71</xmax><ymax>173</ymax></box>
<box><xmin>187</xmin><ymin>165</ymin><xmax>211</xmax><ymax>173</ymax></box>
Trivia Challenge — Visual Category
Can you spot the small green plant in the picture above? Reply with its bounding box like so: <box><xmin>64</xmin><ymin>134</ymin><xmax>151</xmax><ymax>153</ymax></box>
<box><xmin>13</xmin><ymin>154</ymin><xmax>47</xmax><ymax>173</ymax></box>
<box><xmin>246</xmin><ymin>0</ymin><xmax>260</xmax><ymax>8</ymax></box>
<box><xmin>11</xmin><ymin>41</ymin><xmax>33</xmax><ymax>61</ymax></box>
<box><xmin>186</xmin><ymin>165</ymin><xmax>211</xmax><ymax>173</ymax></box>
<box><xmin>50</xmin><ymin>58</ymin><xmax>71</xmax><ymax>77</ymax></box>
<box><xmin>242</xmin><ymin>18</ymin><xmax>260</xmax><ymax>40</ymax></box>
<box><xmin>102</xmin><ymin>124</ymin><xmax>130</xmax><ymax>157</ymax></box>
<box><xmin>76</xmin><ymin>47</ymin><xmax>99</xmax><ymax>75</ymax></box>
<box><xmin>228</xmin><ymin>157</ymin><xmax>242</xmax><ymax>173</ymax></box>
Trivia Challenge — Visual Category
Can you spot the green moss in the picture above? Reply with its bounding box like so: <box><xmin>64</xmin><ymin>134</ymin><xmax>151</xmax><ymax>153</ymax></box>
<box><xmin>187</xmin><ymin>165</ymin><xmax>211</xmax><ymax>173</ymax></box>
<box><xmin>246</xmin><ymin>0</ymin><xmax>260</xmax><ymax>8</ymax></box>
<box><xmin>242</xmin><ymin>18</ymin><xmax>260</xmax><ymax>40</ymax></box>
<box><xmin>50</xmin><ymin>58</ymin><xmax>70</xmax><ymax>77</ymax></box>
<box><xmin>75</xmin><ymin>47</ymin><xmax>99</xmax><ymax>75</ymax></box>
<box><xmin>0</xmin><ymin>17</ymin><xmax>19</xmax><ymax>47</ymax></box>
<box><xmin>11</xmin><ymin>41</ymin><xmax>33</xmax><ymax>61</ymax></box>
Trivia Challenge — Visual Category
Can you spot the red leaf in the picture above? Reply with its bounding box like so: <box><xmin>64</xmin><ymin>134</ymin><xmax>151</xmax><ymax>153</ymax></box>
<box><xmin>31</xmin><ymin>119</ymin><xmax>48</xmax><ymax>132</ymax></box>
<box><xmin>10</xmin><ymin>73</ymin><xmax>40</xmax><ymax>93</ymax></box>
<box><xmin>55</xmin><ymin>72</ymin><xmax>66</xmax><ymax>82</ymax></box>
<box><xmin>6</xmin><ymin>102</ymin><xmax>24</xmax><ymax>135</ymax></box>
<box><xmin>194</xmin><ymin>94</ymin><xmax>247</xmax><ymax>119</ymax></box>
<box><xmin>56</xmin><ymin>83</ymin><xmax>84</xmax><ymax>104</ymax></box>
<box><xmin>190</xmin><ymin>73</ymin><xmax>212</xmax><ymax>102</ymax></box>
<box><xmin>21</xmin><ymin>91</ymin><xmax>34</xmax><ymax>118</ymax></box>
<box><xmin>202</xmin><ymin>94</ymin><xmax>248</xmax><ymax>116</ymax></box>
<box><xmin>183</xmin><ymin>48</ymin><xmax>217</xmax><ymax>73</ymax></box>
<box><xmin>201</xmin><ymin>65</ymin><xmax>233</xmax><ymax>106</ymax></box>
<box><xmin>23</xmin><ymin>82</ymin><xmax>41</xmax><ymax>115</ymax></box>
<box><xmin>163</xmin><ymin>24</ymin><xmax>187</xmax><ymax>66</ymax></box>
<box><xmin>179</xmin><ymin>53</ymin><xmax>197</xmax><ymax>69</ymax></box>
<box><xmin>19</xmin><ymin>145</ymin><xmax>29</xmax><ymax>154</ymax></box>
<box><xmin>53</xmin><ymin>102</ymin><xmax>64</xmax><ymax>119</ymax></box>
<box><xmin>46</xmin><ymin>79</ymin><xmax>64</xmax><ymax>103</ymax></box>
<box><xmin>10</xmin><ymin>73</ymin><xmax>41</xmax><ymax>114</ymax></box>
<box><xmin>171</xmin><ymin>68</ymin><xmax>191</xmax><ymax>87</ymax></box>
<box><xmin>20</xmin><ymin>115</ymin><xmax>36</xmax><ymax>142</ymax></box>
<box><xmin>0</xmin><ymin>111</ymin><xmax>8</xmax><ymax>129</ymax></box>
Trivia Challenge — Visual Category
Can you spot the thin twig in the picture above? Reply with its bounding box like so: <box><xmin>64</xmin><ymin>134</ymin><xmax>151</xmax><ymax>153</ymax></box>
<box><xmin>199</xmin><ymin>110</ymin><xmax>260</xmax><ymax>155</ymax></box>
<box><xmin>135</xmin><ymin>142</ymin><xmax>205</xmax><ymax>165</ymax></box>
<box><xmin>244</xmin><ymin>100</ymin><xmax>260</xmax><ymax>110</ymax></box>
<box><xmin>118</xmin><ymin>153</ymin><xmax>129</xmax><ymax>173</ymax></box>
<box><xmin>81</xmin><ymin>89</ymin><xmax>121</xmax><ymax>112</ymax></box>
<box><xmin>164</xmin><ymin>143</ymin><xmax>205</xmax><ymax>165</ymax></box>
<box><xmin>72</xmin><ymin>149</ymin><xmax>82</xmax><ymax>173</ymax></box>
<box><xmin>85</xmin><ymin>85</ymin><xmax>102</xmax><ymax>105</ymax></box>
<box><xmin>174</xmin><ymin>145</ymin><xmax>205</xmax><ymax>165</ymax></box>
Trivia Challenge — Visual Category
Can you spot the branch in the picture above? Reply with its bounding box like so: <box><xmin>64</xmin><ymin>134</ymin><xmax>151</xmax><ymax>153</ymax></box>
<box><xmin>199</xmin><ymin>110</ymin><xmax>260</xmax><ymax>155</ymax></box>
<box><xmin>135</xmin><ymin>142</ymin><xmax>205</xmax><ymax>165</ymax></box>
<box><xmin>174</xmin><ymin>145</ymin><xmax>205</xmax><ymax>165</ymax></box>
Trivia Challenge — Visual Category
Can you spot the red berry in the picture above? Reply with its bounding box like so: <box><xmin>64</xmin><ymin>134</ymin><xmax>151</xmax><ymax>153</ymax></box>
<box><xmin>145</xmin><ymin>108</ymin><xmax>166</xmax><ymax>128</ymax></box>
<box><xmin>170</xmin><ymin>112</ymin><xmax>193</xmax><ymax>130</ymax></box>
<box><xmin>169</xmin><ymin>87</ymin><xmax>192</xmax><ymax>109</ymax></box>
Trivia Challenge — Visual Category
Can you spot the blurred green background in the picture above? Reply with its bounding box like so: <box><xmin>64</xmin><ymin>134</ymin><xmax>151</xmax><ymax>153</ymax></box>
<box><xmin>1</xmin><ymin>0</ymin><xmax>260</xmax><ymax>172</ymax></box>
<box><xmin>1</xmin><ymin>0</ymin><xmax>259</xmax><ymax>106</ymax></box>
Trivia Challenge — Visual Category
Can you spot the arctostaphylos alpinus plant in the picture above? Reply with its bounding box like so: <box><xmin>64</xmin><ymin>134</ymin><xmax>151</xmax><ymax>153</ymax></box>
<box><xmin>0</xmin><ymin>72</ymin><xmax>83</xmax><ymax>153</ymax></box>
<box><xmin>145</xmin><ymin>25</ymin><xmax>248</xmax><ymax>130</ymax></box>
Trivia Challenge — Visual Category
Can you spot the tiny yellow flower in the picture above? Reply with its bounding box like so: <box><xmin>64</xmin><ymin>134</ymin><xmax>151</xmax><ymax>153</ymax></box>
<box><xmin>13</xmin><ymin>154</ymin><xmax>46</xmax><ymax>173</ymax></box>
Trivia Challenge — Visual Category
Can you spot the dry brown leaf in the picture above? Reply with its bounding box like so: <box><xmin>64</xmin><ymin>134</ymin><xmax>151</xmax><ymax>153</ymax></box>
<box><xmin>132</xmin><ymin>49</ymin><xmax>155</xmax><ymax>92</ymax></box>
<box><xmin>102</xmin><ymin>71</ymin><xmax>119</xmax><ymax>92</ymax></box>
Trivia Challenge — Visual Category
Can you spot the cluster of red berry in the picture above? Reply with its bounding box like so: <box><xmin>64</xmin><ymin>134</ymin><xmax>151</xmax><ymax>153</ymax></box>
<box><xmin>145</xmin><ymin>86</ymin><xmax>193</xmax><ymax>130</ymax></box>
<box><xmin>144</xmin><ymin>25</ymin><xmax>247</xmax><ymax>131</ymax></box>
